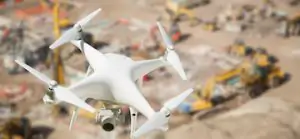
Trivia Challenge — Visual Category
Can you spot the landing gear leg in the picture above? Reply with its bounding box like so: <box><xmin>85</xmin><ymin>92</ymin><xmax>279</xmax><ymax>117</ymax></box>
<box><xmin>129</xmin><ymin>107</ymin><xmax>138</xmax><ymax>139</ymax></box>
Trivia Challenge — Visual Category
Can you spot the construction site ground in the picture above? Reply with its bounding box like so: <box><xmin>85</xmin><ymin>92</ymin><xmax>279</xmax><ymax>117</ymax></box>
<box><xmin>1</xmin><ymin>0</ymin><xmax>300</xmax><ymax>139</ymax></box>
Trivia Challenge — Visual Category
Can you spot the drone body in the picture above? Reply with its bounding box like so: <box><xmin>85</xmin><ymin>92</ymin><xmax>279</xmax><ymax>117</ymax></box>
<box><xmin>66</xmin><ymin>40</ymin><xmax>166</xmax><ymax>119</ymax></box>
<box><xmin>15</xmin><ymin>8</ymin><xmax>193</xmax><ymax>138</ymax></box>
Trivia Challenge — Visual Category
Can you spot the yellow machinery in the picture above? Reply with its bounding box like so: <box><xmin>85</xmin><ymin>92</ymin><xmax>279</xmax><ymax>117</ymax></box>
<box><xmin>237</xmin><ymin>53</ymin><xmax>285</xmax><ymax>97</ymax></box>
<box><xmin>39</xmin><ymin>0</ymin><xmax>73</xmax><ymax>30</ymax></box>
<box><xmin>228</xmin><ymin>42</ymin><xmax>286</xmax><ymax>89</ymax></box>
<box><xmin>164</xmin><ymin>0</ymin><xmax>203</xmax><ymax>26</ymax></box>
<box><xmin>51</xmin><ymin>1</ymin><xmax>65</xmax><ymax>84</ymax></box>
<box><xmin>252</xmin><ymin>50</ymin><xmax>286</xmax><ymax>88</ymax></box>
<box><xmin>227</xmin><ymin>41</ymin><xmax>254</xmax><ymax>57</ymax></box>
<box><xmin>178</xmin><ymin>67</ymin><xmax>242</xmax><ymax>114</ymax></box>
<box><xmin>179</xmin><ymin>54</ymin><xmax>287</xmax><ymax>114</ymax></box>
<box><xmin>230</xmin><ymin>46</ymin><xmax>286</xmax><ymax>89</ymax></box>
<box><xmin>202</xmin><ymin>21</ymin><xmax>217</xmax><ymax>32</ymax></box>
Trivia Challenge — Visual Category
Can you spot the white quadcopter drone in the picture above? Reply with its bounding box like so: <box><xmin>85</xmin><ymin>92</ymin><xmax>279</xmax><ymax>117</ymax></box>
<box><xmin>15</xmin><ymin>8</ymin><xmax>193</xmax><ymax>138</ymax></box>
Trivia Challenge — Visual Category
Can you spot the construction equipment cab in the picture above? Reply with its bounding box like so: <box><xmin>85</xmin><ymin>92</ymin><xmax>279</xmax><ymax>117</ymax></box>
<box><xmin>253</xmin><ymin>47</ymin><xmax>269</xmax><ymax>67</ymax></box>
<box><xmin>228</xmin><ymin>39</ymin><xmax>254</xmax><ymax>57</ymax></box>
<box><xmin>252</xmin><ymin>47</ymin><xmax>286</xmax><ymax>88</ymax></box>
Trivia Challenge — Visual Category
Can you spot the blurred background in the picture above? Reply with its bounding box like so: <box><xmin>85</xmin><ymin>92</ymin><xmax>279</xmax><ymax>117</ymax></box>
<box><xmin>0</xmin><ymin>0</ymin><xmax>299</xmax><ymax>139</ymax></box>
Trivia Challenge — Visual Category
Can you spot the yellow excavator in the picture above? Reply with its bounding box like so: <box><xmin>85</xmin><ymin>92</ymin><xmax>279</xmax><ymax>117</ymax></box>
<box><xmin>178</xmin><ymin>66</ymin><xmax>242</xmax><ymax>114</ymax></box>
<box><xmin>227</xmin><ymin>39</ymin><xmax>255</xmax><ymax>57</ymax></box>
<box><xmin>178</xmin><ymin>54</ymin><xmax>287</xmax><ymax>114</ymax></box>
<box><xmin>39</xmin><ymin>0</ymin><xmax>73</xmax><ymax>31</ymax></box>
<box><xmin>164</xmin><ymin>0</ymin><xmax>206</xmax><ymax>27</ymax></box>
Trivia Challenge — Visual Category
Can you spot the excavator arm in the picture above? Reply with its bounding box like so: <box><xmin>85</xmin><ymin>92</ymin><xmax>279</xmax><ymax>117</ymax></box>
<box><xmin>52</xmin><ymin>1</ymin><xmax>65</xmax><ymax>84</ymax></box>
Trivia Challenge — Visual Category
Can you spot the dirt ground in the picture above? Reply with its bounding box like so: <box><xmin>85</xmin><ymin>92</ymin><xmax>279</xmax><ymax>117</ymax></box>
<box><xmin>1</xmin><ymin>0</ymin><xmax>300</xmax><ymax>139</ymax></box>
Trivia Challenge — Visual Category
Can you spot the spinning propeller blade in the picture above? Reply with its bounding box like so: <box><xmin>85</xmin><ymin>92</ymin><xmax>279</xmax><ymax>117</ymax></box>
<box><xmin>15</xmin><ymin>60</ymin><xmax>96</xmax><ymax>113</ymax></box>
<box><xmin>49</xmin><ymin>8</ymin><xmax>102</xmax><ymax>49</ymax></box>
<box><xmin>133</xmin><ymin>88</ymin><xmax>193</xmax><ymax>138</ymax></box>
<box><xmin>156</xmin><ymin>22</ymin><xmax>187</xmax><ymax>80</ymax></box>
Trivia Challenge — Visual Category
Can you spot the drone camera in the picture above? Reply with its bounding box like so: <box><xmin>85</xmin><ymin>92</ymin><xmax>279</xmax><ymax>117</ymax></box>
<box><xmin>100</xmin><ymin>115</ymin><xmax>116</xmax><ymax>132</ymax></box>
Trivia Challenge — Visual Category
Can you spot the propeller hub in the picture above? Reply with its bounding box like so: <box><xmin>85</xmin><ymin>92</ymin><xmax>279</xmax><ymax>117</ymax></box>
<box><xmin>167</xmin><ymin>47</ymin><xmax>174</xmax><ymax>51</ymax></box>
<box><xmin>75</xmin><ymin>24</ymin><xmax>83</xmax><ymax>32</ymax></box>
<box><xmin>161</xmin><ymin>107</ymin><xmax>171</xmax><ymax>118</ymax></box>
<box><xmin>49</xmin><ymin>80</ymin><xmax>58</xmax><ymax>88</ymax></box>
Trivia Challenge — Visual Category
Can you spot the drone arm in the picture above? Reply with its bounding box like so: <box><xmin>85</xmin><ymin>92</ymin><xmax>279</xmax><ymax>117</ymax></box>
<box><xmin>71</xmin><ymin>40</ymin><xmax>107</xmax><ymax>70</ymax></box>
<box><xmin>86</xmin><ymin>65</ymin><xmax>94</xmax><ymax>76</ymax></box>
<box><xmin>131</xmin><ymin>57</ymin><xmax>169</xmax><ymax>81</ymax></box>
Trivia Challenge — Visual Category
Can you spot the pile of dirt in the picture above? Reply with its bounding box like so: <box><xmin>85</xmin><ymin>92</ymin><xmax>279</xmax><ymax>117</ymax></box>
<box><xmin>167</xmin><ymin>97</ymin><xmax>300</xmax><ymax>139</ymax></box>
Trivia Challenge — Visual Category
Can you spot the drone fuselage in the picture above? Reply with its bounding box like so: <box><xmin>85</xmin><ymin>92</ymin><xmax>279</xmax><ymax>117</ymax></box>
<box><xmin>83</xmin><ymin>53</ymin><xmax>156</xmax><ymax>119</ymax></box>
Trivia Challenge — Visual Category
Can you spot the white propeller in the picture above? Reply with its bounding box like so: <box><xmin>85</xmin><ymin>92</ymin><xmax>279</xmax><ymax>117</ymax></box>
<box><xmin>156</xmin><ymin>22</ymin><xmax>187</xmax><ymax>80</ymax></box>
<box><xmin>15</xmin><ymin>60</ymin><xmax>96</xmax><ymax>113</ymax></box>
<box><xmin>133</xmin><ymin>88</ymin><xmax>193</xmax><ymax>138</ymax></box>
<box><xmin>49</xmin><ymin>8</ymin><xmax>102</xmax><ymax>49</ymax></box>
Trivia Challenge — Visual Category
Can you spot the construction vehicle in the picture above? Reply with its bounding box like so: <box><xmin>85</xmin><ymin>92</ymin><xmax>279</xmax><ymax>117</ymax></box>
<box><xmin>163</xmin><ymin>0</ymin><xmax>207</xmax><ymax>27</ymax></box>
<box><xmin>252</xmin><ymin>48</ymin><xmax>286</xmax><ymax>89</ymax></box>
<box><xmin>278</xmin><ymin>13</ymin><xmax>300</xmax><ymax>37</ymax></box>
<box><xmin>202</xmin><ymin>20</ymin><xmax>218</xmax><ymax>32</ymax></box>
<box><xmin>178</xmin><ymin>54</ymin><xmax>287</xmax><ymax>114</ymax></box>
<box><xmin>228</xmin><ymin>45</ymin><xmax>286</xmax><ymax>89</ymax></box>
<box><xmin>227</xmin><ymin>39</ymin><xmax>255</xmax><ymax>57</ymax></box>
<box><xmin>178</xmin><ymin>67</ymin><xmax>243</xmax><ymax>114</ymax></box>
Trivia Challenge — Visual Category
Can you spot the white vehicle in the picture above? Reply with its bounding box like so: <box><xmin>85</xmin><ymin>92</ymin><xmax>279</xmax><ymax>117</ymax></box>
<box><xmin>15</xmin><ymin>8</ymin><xmax>193</xmax><ymax>138</ymax></box>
